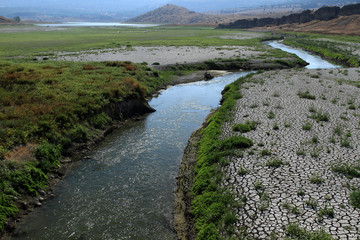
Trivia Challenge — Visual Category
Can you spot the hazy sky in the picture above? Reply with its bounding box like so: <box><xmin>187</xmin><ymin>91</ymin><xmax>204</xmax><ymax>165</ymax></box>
<box><xmin>0</xmin><ymin>0</ymin><xmax>298</xmax><ymax>12</ymax></box>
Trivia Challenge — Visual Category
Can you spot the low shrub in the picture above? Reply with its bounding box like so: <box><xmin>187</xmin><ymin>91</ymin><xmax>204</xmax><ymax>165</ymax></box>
<box><xmin>297</xmin><ymin>90</ymin><xmax>316</xmax><ymax>100</ymax></box>
<box><xmin>10</xmin><ymin>164</ymin><xmax>48</xmax><ymax>196</ymax></box>
<box><xmin>285</xmin><ymin>223</ymin><xmax>333</xmax><ymax>239</ymax></box>
<box><xmin>232</xmin><ymin>120</ymin><xmax>258</xmax><ymax>133</ymax></box>
<box><xmin>350</xmin><ymin>190</ymin><xmax>360</xmax><ymax>209</ymax></box>
<box><xmin>35</xmin><ymin>141</ymin><xmax>61</xmax><ymax>173</ymax></box>
<box><xmin>68</xmin><ymin>125</ymin><xmax>89</xmax><ymax>143</ymax></box>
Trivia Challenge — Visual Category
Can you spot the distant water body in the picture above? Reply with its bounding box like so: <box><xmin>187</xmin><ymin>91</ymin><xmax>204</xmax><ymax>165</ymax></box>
<box><xmin>35</xmin><ymin>22</ymin><xmax>159</xmax><ymax>27</ymax></box>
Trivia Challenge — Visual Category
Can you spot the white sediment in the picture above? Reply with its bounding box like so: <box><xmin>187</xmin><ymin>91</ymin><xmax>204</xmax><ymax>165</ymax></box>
<box><xmin>54</xmin><ymin>46</ymin><xmax>261</xmax><ymax>65</ymax></box>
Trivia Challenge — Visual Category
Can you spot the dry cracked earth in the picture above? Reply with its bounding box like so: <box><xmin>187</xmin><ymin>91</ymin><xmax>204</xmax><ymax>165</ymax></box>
<box><xmin>221</xmin><ymin>68</ymin><xmax>360</xmax><ymax>239</ymax></box>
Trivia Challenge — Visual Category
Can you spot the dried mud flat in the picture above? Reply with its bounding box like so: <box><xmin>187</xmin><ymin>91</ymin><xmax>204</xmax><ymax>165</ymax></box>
<box><xmin>54</xmin><ymin>46</ymin><xmax>260</xmax><ymax>65</ymax></box>
<box><xmin>221</xmin><ymin>68</ymin><xmax>360</xmax><ymax>239</ymax></box>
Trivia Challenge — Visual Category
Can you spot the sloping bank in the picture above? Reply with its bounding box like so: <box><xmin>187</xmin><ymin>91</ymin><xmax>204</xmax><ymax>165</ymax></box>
<box><xmin>174</xmin><ymin>73</ymin><xmax>255</xmax><ymax>240</ymax></box>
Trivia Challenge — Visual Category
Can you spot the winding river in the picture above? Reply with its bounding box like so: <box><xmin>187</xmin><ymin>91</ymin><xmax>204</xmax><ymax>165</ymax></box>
<box><xmin>10</xmin><ymin>41</ymin><xmax>340</xmax><ymax>240</ymax></box>
<box><xmin>11</xmin><ymin>73</ymin><xmax>251</xmax><ymax>240</ymax></box>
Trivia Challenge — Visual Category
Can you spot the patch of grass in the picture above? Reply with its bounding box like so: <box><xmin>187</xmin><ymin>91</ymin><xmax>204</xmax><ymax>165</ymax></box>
<box><xmin>249</xmin><ymin>103</ymin><xmax>258</xmax><ymax>109</ymax></box>
<box><xmin>317</xmin><ymin>205</ymin><xmax>334</xmax><ymax>221</ymax></box>
<box><xmin>265</xmin><ymin>157</ymin><xmax>284</xmax><ymax>168</ymax></box>
<box><xmin>232</xmin><ymin>120</ymin><xmax>258</xmax><ymax>133</ymax></box>
<box><xmin>296</xmin><ymin>149</ymin><xmax>306</xmax><ymax>156</ymax></box>
<box><xmin>254</xmin><ymin>180</ymin><xmax>265</xmax><ymax>192</ymax></box>
<box><xmin>260</xmin><ymin>149</ymin><xmax>272</xmax><ymax>157</ymax></box>
<box><xmin>309</xmin><ymin>174</ymin><xmax>324</xmax><ymax>184</ymax></box>
<box><xmin>297</xmin><ymin>189</ymin><xmax>305</xmax><ymax>197</ymax></box>
<box><xmin>297</xmin><ymin>90</ymin><xmax>316</xmax><ymax>100</ymax></box>
<box><xmin>237</xmin><ymin>166</ymin><xmax>248</xmax><ymax>176</ymax></box>
<box><xmin>311</xmin><ymin>135</ymin><xmax>319</xmax><ymax>144</ymax></box>
<box><xmin>284</xmin><ymin>122</ymin><xmax>291</xmax><ymax>128</ymax></box>
<box><xmin>350</xmin><ymin>190</ymin><xmax>360</xmax><ymax>208</ymax></box>
<box><xmin>302</xmin><ymin>121</ymin><xmax>313</xmax><ymax>131</ymax></box>
<box><xmin>191</xmin><ymin>74</ymin><xmax>255</xmax><ymax>239</ymax></box>
<box><xmin>309</xmin><ymin>111</ymin><xmax>330</xmax><ymax>122</ymax></box>
<box><xmin>267</xmin><ymin>111</ymin><xmax>275</xmax><ymax>119</ymax></box>
<box><xmin>285</xmin><ymin>223</ymin><xmax>333</xmax><ymax>239</ymax></box>
<box><xmin>331</xmin><ymin>162</ymin><xmax>360</xmax><ymax>179</ymax></box>
<box><xmin>305</xmin><ymin>198</ymin><xmax>318</xmax><ymax>209</ymax></box>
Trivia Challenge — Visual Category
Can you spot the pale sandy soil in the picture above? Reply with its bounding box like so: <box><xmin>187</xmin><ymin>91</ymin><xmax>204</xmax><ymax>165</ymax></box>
<box><xmin>53</xmin><ymin>46</ymin><xmax>262</xmax><ymax>65</ymax></box>
<box><xmin>221</xmin><ymin>68</ymin><xmax>360</xmax><ymax>239</ymax></box>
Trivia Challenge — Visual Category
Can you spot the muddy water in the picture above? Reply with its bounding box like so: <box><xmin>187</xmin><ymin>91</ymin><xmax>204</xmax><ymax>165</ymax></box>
<box><xmin>11</xmin><ymin>72</ymin><xmax>251</xmax><ymax>240</ymax></box>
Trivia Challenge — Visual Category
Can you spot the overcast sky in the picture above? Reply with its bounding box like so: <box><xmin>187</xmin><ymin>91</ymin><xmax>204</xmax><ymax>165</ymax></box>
<box><xmin>0</xmin><ymin>0</ymin><xmax>301</xmax><ymax>12</ymax></box>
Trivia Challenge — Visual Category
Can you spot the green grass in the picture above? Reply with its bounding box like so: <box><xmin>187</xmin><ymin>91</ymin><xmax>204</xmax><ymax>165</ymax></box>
<box><xmin>265</xmin><ymin>158</ymin><xmax>284</xmax><ymax>168</ymax></box>
<box><xmin>309</xmin><ymin>174</ymin><xmax>324</xmax><ymax>184</ymax></box>
<box><xmin>232</xmin><ymin>120</ymin><xmax>258</xmax><ymax>133</ymax></box>
<box><xmin>350</xmin><ymin>190</ymin><xmax>360</xmax><ymax>209</ymax></box>
<box><xmin>297</xmin><ymin>90</ymin><xmax>316</xmax><ymax>100</ymax></box>
<box><xmin>285</xmin><ymin>223</ymin><xmax>333</xmax><ymax>239</ymax></box>
<box><xmin>331</xmin><ymin>162</ymin><xmax>360</xmax><ymax>179</ymax></box>
<box><xmin>284</xmin><ymin>33</ymin><xmax>360</xmax><ymax>67</ymax></box>
<box><xmin>0</xmin><ymin>26</ymin><xmax>267</xmax><ymax>58</ymax></box>
<box><xmin>191</xmin><ymin>74</ymin><xmax>255</xmax><ymax>239</ymax></box>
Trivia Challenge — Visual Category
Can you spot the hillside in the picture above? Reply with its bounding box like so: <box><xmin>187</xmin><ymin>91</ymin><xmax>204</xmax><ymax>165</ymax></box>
<box><xmin>218</xmin><ymin>3</ymin><xmax>360</xmax><ymax>34</ymax></box>
<box><xmin>127</xmin><ymin>4</ymin><xmax>221</xmax><ymax>24</ymax></box>
<box><xmin>0</xmin><ymin>16</ymin><xmax>15</xmax><ymax>24</ymax></box>
<box><xmin>261</xmin><ymin>14</ymin><xmax>360</xmax><ymax>35</ymax></box>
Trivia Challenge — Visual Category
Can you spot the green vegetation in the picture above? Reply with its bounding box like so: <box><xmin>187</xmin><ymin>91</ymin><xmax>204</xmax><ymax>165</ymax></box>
<box><xmin>350</xmin><ymin>190</ymin><xmax>360</xmax><ymax>209</ymax></box>
<box><xmin>317</xmin><ymin>205</ymin><xmax>334</xmax><ymax>221</ymax></box>
<box><xmin>331</xmin><ymin>162</ymin><xmax>360</xmax><ymax>179</ymax></box>
<box><xmin>0</xmin><ymin>26</ymin><xmax>268</xmax><ymax>59</ymax></box>
<box><xmin>309</xmin><ymin>174</ymin><xmax>324</xmax><ymax>185</ymax></box>
<box><xmin>309</xmin><ymin>110</ymin><xmax>330</xmax><ymax>122</ymax></box>
<box><xmin>191</xmin><ymin>74</ymin><xmax>255</xmax><ymax>239</ymax></box>
<box><xmin>302</xmin><ymin>121</ymin><xmax>313</xmax><ymax>131</ymax></box>
<box><xmin>265</xmin><ymin>158</ymin><xmax>284</xmax><ymax>168</ymax></box>
<box><xmin>297</xmin><ymin>90</ymin><xmax>316</xmax><ymax>100</ymax></box>
<box><xmin>284</xmin><ymin>33</ymin><xmax>360</xmax><ymax>67</ymax></box>
<box><xmin>232</xmin><ymin>120</ymin><xmax>258</xmax><ymax>133</ymax></box>
<box><xmin>285</xmin><ymin>223</ymin><xmax>333</xmax><ymax>239</ymax></box>
<box><xmin>305</xmin><ymin>198</ymin><xmax>318</xmax><ymax>209</ymax></box>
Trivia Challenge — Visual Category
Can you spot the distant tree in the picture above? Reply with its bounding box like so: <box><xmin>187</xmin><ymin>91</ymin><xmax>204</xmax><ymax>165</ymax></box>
<box><xmin>13</xmin><ymin>16</ymin><xmax>21</xmax><ymax>22</ymax></box>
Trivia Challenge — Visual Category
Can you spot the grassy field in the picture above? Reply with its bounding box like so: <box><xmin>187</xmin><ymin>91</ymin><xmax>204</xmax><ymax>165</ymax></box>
<box><xmin>0</xmin><ymin>26</ymin><xmax>269</xmax><ymax>59</ymax></box>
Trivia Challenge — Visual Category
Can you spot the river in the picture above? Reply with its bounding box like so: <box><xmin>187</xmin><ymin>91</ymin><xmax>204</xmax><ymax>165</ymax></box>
<box><xmin>265</xmin><ymin>41</ymin><xmax>341</xmax><ymax>69</ymax></box>
<box><xmin>11</xmin><ymin>72</ymin><xmax>251</xmax><ymax>240</ymax></box>
<box><xmin>10</xmin><ymin>41</ymin><xmax>340</xmax><ymax>240</ymax></box>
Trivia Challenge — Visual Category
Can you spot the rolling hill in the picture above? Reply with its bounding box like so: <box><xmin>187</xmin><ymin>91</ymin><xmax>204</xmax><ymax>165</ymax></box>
<box><xmin>127</xmin><ymin>4</ymin><xmax>221</xmax><ymax>24</ymax></box>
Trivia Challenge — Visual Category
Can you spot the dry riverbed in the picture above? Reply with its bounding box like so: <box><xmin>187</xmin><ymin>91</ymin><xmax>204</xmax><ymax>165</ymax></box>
<box><xmin>221</xmin><ymin>68</ymin><xmax>360</xmax><ymax>239</ymax></box>
<box><xmin>52</xmin><ymin>46</ymin><xmax>261</xmax><ymax>65</ymax></box>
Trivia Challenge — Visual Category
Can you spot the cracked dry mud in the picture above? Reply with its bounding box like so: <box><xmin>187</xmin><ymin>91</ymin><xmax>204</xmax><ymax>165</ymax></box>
<box><xmin>221</xmin><ymin>68</ymin><xmax>360</xmax><ymax>239</ymax></box>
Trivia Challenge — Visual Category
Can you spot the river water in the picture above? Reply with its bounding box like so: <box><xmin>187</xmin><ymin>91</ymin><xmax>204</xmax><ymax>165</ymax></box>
<box><xmin>11</xmin><ymin>41</ymin><xmax>340</xmax><ymax>240</ymax></box>
<box><xmin>265</xmin><ymin>41</ymin><xmax>341</xmax><ymax>69</ymax></box>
